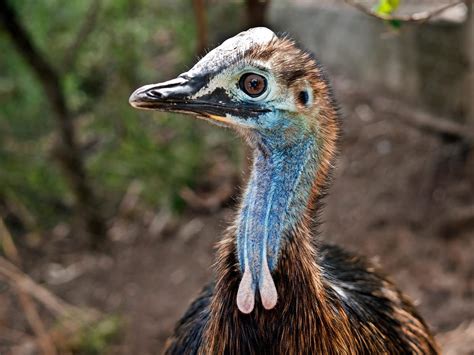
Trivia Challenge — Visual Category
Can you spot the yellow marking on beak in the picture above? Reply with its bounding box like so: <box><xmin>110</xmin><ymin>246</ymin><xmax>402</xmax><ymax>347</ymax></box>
<box><xmin>208</xmin><ymin>114</ymin><xmax>232</xmax><ymax>124</ymax></box>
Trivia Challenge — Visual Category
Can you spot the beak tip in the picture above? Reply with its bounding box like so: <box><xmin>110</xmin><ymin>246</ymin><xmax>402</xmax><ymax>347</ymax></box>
<box><xmin>128</xmin><ymin>94</ymin><xmax>137</xmax><ymax>108</ymax></box>
<box><xmin>129</xmin><ymin>84</ymin><xmax>166</xmax><ymax>109</ymax></box>
<box><xmin>129</xmin><ymin>88</ymin><xmax>145</xmax><ymax>109</ymax></box>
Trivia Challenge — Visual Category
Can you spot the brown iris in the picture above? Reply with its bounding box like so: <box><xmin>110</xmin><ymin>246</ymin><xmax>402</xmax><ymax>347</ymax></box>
<box><xmin>239</xmin><ymin>73</ymin><xmax>267</xmax><ymax>97</ymax></box>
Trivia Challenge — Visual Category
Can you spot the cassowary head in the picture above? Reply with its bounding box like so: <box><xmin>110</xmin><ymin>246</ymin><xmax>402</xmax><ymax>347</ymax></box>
<box><xmin>130</xmin><ymin>27</ymin><xmax>337</xmax><ymax>150</ymax></box>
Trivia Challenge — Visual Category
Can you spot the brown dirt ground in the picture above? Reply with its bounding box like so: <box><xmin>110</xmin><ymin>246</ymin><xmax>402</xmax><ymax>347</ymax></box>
<box><xmin>1</xmin><ymin>76</ymin><xmax>473</xmax><ymax>354</ymax></box>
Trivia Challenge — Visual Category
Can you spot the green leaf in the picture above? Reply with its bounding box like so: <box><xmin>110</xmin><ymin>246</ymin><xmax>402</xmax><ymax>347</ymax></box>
<box><xmin>374</xmin><ymin>0</ymin><xmax>400</xmax><ymax>15</ymax></box>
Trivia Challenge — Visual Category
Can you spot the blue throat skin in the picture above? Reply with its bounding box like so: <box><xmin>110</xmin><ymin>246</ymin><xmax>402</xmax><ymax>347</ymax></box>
<box><xmin>236</xmin><ymin>122</ymin><xmax>319</xmax><ymax>312</ymax></box>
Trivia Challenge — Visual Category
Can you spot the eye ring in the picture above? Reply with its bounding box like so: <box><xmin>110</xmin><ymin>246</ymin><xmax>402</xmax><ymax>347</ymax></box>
<box><xmin>239</xmin><ymin>73</ymin><xmax>267</xmax><ymax>98</ymax></box>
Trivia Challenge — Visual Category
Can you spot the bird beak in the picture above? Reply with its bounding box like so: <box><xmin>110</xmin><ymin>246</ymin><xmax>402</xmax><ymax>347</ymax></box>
<box><xmin>129</xmin><ymin>75</ymin><xmax>268</xmax><ymax>126</ymax></box>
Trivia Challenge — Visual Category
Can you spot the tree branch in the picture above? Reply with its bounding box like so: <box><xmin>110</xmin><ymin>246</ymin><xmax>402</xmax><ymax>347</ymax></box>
<box><xmin>0</xmin><ymin>219</ymin><xmax>103</xmax><ymax>351</ymax></box>
<box><xmin>246</xmin><ymin>0</ymin><xmax>271</xmax><ymax>27</ymax></box>
<box><xmin>0</xmin><ymin>0</ymin><xmax>66</xmax><ymax>118</ymax></box>
<box><xmin>192</xmin><ymin>0</ymin><xmax>208</xmax><ymax>56</ymax></box>
<box><xmin>63</xmin><ymin>0</ymin><xmax>101</xmax><ymax>72</ymax></box>
<box><xmin>373</xmin><ymin>98</ymin><xmax>474</xmax><ymax>144</ymax></box>
<box><xmin>0</xmin><ymin>218</ymin><xmax>57</xmax><ymax>355</ymax></box>
<box><xmin>0</xmin><ymin>0</ymin><xmax>106</xmax><ymax>245</ymax></box>
<box><xmin>0</xmin><ymin>256</ymin><xmax>79</xmax><ymax>318</ymax></box>
<box><xmin>344</xmin><ymin>0</ymin><xmax>465</xmax><ymax>23</ymax></box>
<box><xmin>17</xmin><ymin>290</ymin><xmax>57</xmax><ymax>355</ymax></box>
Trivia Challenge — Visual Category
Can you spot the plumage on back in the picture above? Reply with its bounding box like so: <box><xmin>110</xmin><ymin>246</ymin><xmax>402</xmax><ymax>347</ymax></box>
<box><xmin>129</xmin><ymin>27</ymin><xmax>439</xmax><ymax>354</ymax></box>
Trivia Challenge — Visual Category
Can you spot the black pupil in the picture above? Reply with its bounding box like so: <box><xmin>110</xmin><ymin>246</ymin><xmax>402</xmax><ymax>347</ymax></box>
<box><xmin>249</xmin><ymin>79</ymin><xmax>259</xmax><ymax>89</ymax></box>
<box><xmin>240</xmin><ymin>73</ymin><xmax>266</xmax><ymax>97</ymax></box>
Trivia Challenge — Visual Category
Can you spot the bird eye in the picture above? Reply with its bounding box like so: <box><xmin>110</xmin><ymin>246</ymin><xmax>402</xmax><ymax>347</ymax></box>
<box><xmin>239</xmin><ymin>73</ymin><xmax>267</xmax><ymax>97</ymax></box>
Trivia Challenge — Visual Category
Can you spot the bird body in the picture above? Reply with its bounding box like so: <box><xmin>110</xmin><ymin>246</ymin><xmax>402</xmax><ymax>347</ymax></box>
<box><xmin>130</xmin><ymin>27</ymin><xmax>439</xmax><ymax>354</ymax></box>
<box><xmin>166</xmin><ymin>242</ymin><xmax>436</xmax><ymax>354</ymax></box>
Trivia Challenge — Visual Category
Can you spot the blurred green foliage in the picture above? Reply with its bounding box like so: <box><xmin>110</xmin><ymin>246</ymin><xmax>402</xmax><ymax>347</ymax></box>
<box><xmin>71</xmin><ymin>315</ymin><xmax>122</xmax><ymax>355</ymax></box>
<box><xmin>0</xmin><ymin>0</ymin><xmax>241</xmax><ymax>229</ymax></box>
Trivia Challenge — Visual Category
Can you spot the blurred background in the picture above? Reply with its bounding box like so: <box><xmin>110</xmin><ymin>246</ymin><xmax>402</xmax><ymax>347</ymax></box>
<box><xmin>0</xmin><ymin>0</ymin><xmax>472</xmax><ymax>353</ymax></box>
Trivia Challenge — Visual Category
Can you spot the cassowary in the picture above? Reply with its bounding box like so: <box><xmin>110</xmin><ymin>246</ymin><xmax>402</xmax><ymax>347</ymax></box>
<box><xmin>130</xmin><ymin>27</ymin><xmax>439</xmax><ymax>354</ymax></box>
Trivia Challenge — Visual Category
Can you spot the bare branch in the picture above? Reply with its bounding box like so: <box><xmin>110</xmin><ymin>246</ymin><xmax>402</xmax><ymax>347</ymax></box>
<box><xmin>17</xmin><ymin>290</ymin><xmax>57</xmax><ymax>355</ymax></box>
<box><xmin>246</xmin><ymin>0</ymin><xmax>271</xmax><ymax>27</ymax></box>
<box><xmin>63</xmin><ymin>0</ymin><xmax>101</xmax><ymax>71</ymax></box>
<box><xmin>0</xmin><ymin>248</ymin><xmax>102</xmax><ymax>352</ymax></box>
<box><xmin>0</xmin><ymin>325</ymin><xmax>33</xmax><ymax>343</ymax></box>
<box><xmin>439</xmin><ymin>206</ymin><xmax>474</xmax><ymax>238</ymax></box>
<box><xmin>192</xmin><ymin>0</ymin><xmax>208</xmax><ymax>56</ymax></box>
<box><xmin>0</xmin><ymin>1</ymin><xmax>66</xmax><ymax>118</ymax></box>
<box><xmin>0</xmin><ymin>218</ymin><xmax>56</xmax><ymax>354</ymax></box>
<box><xmin>344</xmin><ymin>0</ymin><xmax>465</xmax><ymax>23</ymax></box>
<box><xmin>0</xmin><ymin>217</ymin><xmax>20</xmax><ymax>265</ymax></box>
<box><xmin>0</xmin><ymin>221</ymin><xmax>102</xmax><ymax>351</ymax></box>
<box><xmin>373</xmin><ymin>98</ymin><xmax>474</xmax><ymax>144</ymax></box>
<box><xmin>0</xmin><ymin>256</ymin><xmax>74</xmax><ymax>317</ymax></box>
<box><xmin>180</xmin><ymin>184</ymin><xmax>234</xmax><ymax>212</ymax></box>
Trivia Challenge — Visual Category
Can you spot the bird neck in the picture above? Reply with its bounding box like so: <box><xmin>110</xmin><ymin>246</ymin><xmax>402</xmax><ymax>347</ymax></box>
<box><xmin>235</xmin><ymin>132</ymin><xmax>322</xmax><ymax>312</ymax></box>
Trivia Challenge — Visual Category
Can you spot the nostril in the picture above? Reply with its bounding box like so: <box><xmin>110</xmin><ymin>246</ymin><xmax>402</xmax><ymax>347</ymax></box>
<box><xmin>148</xmin><ymin>90</ymin><xmax>163</xmax><ymax>99</ymax></box>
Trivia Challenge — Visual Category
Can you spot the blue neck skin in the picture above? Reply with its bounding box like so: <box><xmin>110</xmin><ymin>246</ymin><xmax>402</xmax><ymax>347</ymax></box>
<box><xmin>236</xmin><ymin>124</ymin><xmax>319</xmax><ymax>310</ymax></box>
